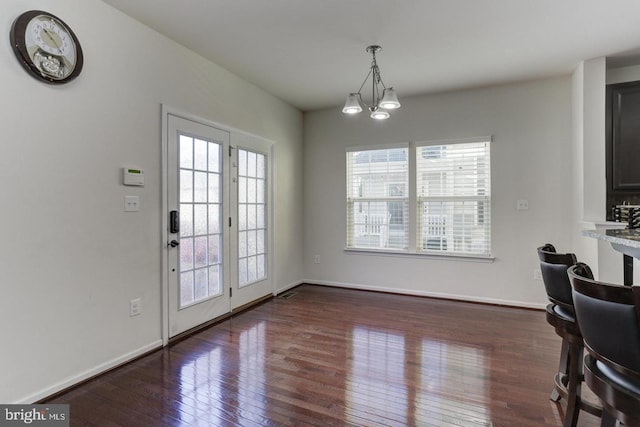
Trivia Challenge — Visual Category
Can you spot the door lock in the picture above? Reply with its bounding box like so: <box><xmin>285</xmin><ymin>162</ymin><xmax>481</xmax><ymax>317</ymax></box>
<box><xmin>169</xmin><ymin>211</ymin><xmax>180</xmax><ymax>233</ymax></box>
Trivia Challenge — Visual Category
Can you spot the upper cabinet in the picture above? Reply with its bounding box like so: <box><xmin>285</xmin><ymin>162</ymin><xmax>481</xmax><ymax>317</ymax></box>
<box><xmin>607</xmin><ymin>81</ymin><xmax>640</xmax><ymax>191</ymax></box>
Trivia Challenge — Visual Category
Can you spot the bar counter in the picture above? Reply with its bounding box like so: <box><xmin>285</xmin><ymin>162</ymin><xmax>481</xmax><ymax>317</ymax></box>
<box><xmin>583</xmin><ymin>228</ymin><xmax>640</xmax><ymax>285</ymax></box>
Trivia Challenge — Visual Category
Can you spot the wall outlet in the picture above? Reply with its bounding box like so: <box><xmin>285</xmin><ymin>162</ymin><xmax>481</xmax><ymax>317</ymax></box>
<box><xmin>124</xmin><ymin>195</ymin><xmax>140</xmax><ymax>212</ymax></box>
<box><xmin>129</xmin><ymin>298</ymin><xmax>141</xmax><ymax>317</ymax></box>
<box><xmin>314</xmin><ymin>255</ymin><xmax>320</xmax><ymax>264</ymax></box>
<box><xmin>516</xmin><ymin>199</ymin><xmax>529</xmax><ymax>210</ymax></box>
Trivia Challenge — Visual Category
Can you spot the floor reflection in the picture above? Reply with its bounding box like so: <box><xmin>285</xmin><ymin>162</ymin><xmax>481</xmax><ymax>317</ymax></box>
<box><xmin>238</xmin><ymin>321</ymin><xmax>266</xmax><ymax>422</ymax></box>
<box><xmin>177</xmin><ymin>321</ymin><xmax>266</xmax><ymax>426</ymax></box>
<box><xmin>178</xmin><ymin>346</ymin><xmax>223</xmax><ymax>425</ymax></box>
<box><xmin>417</xmin><ymin>339</ymin><xmax>490</xmax><ymax>426</ymax></box>
<box><xmin>347</xmin><ymin>326</ymin><xmax>408</xmax><ymax>426</ymax></box>
<box><xmin>347</xmin><ymin>326</ymin><xmax>491</xmax><ymax>427</ymax></box>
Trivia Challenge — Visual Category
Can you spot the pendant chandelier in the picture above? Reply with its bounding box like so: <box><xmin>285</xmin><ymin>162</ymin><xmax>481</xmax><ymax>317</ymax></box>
<box><xmin>342</xmin><ymin>45</ymin><xmax>400</xmax><ymax>120</ymax></box>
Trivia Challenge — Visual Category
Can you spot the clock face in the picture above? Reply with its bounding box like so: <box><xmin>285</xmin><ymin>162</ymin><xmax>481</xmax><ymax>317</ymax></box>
<box><xmin>10</xmin><ymin>10</ymin><xmax>83</xmax><ymax>84</ymax></box>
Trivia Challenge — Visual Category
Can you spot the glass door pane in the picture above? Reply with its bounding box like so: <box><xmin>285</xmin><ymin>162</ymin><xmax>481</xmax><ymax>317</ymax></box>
<box><xmin>179</xmin><ymin>135</ymin><xmax>223</xmax><ymax>308</ymax></box>
<box><xmin>237</xmin><ymin>148</ymin><xmax>267</xmax><ymax>287</ymax></box>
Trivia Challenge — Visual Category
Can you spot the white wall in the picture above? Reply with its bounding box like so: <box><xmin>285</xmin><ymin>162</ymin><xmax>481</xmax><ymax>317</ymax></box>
<box><xmin>581</xmin><ymin>58</ymin><xmax>607</xmax><ymax>223</ymax></box>
<box><xmin>0</xmin><ymin>0</ymin><xmax>303</xmax><ymax>403</ymax></box>
<box><xmin>304</xmin><ymin>77</ymin><xmax>573</xmax><ymax>307</ymax></box>
<box><xmin>571</xmin><ymin>59</ymin><xmax>604</xmax><ymax>279</ymax></box>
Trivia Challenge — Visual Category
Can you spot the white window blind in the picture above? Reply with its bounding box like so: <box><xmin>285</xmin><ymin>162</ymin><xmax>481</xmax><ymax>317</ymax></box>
<box><xmin>416</xmin><ymin>140</ymin><xmax>491</xmax><ymax>256</ymax></box>
<box><xmin>346</xmin><ymin>147</ymin><xmax>409</xmax><ymax>250</ymax></box>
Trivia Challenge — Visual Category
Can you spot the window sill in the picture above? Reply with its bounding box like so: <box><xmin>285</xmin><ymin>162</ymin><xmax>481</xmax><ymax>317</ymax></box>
<box><xmin>344</xmin><ymin>247</ymin><xmax>495</xmax><ymax>263</ymax></box>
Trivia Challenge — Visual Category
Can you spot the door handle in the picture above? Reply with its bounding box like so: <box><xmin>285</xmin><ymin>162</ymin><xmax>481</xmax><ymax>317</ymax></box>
<box><xmin>169</xmin><ymin>240</ymin><xmax>179</xmax><ymax>248</ymax></box>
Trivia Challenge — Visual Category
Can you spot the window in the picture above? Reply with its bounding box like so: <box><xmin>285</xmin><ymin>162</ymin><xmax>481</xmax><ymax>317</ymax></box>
<box><xmin>346</xmin><ymin>147</ymin><xmax>409</xmax><ymax>250</ymax></box>
<box><xmin>417</xmin><ymin>140</ymin><xmax>491</xmax><ymax>257</ymax></box>
<box><xmin>346</xmin><ymin>139</ymin><xmax>491</xmax><ymax>258</ymax></box>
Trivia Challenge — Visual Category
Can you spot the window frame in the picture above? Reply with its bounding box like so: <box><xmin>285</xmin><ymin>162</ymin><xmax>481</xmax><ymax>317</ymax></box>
<box><xmin>346</xmin><ymin>144</ymin><xmax>410</xmax><ymax>251</ymax></box>
<box><xmin>345</xmin><ymin>137</ymin><xmax>493</xmax><ymax>261</ymax></box>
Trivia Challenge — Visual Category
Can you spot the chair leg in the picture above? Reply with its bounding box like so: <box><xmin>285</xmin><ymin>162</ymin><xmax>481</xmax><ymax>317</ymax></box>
<box><xmin>600</xmin><ymin>410</ymin><xmax>618</xmax><ymax>427</ymax></box>
<box><xmin>551</xmin><ymin>337</ymin><xmax>570</xmax><ymax>401</ymax></box>
<box><xmin>562</xmin><ymin>341</ymin><xmax>583</xmax><ymax>427</ymax></box>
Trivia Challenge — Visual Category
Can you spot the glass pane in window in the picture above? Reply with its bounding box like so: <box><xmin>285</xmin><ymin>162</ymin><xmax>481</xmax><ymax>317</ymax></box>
<box><xmin>209</xmin><ymin>265</ymin><xmax>221</xmax><ymax>295</ymax></box>
<box><xmin>248</xmin><ymin>256</ymin><xmax>257</xmax><ymax>283</ymax></box>
<box><xmin>247</xmin><ymin>230</ymin><xmax>257</xmax><ymax>256</ymax></box>
<box><xmin>239</xmin><ymin>258</ymin><xmax>247</xmax><ymax>286</ymax></box>
<box><xmin>257</xmin><ymin>205</ymin><xmax>265</xmax><ymax>229</ymax></box>
<box><xmin>208</xmin><ymin>204</ymin><xmax>219</xmax><ymax>234</ymax></box>
<box><xmin>180</xmin><ymin>204</ymin><xmax>193</xmax><ymax>237</ymax></box>
<box><xmin>194</xmin><ymin>269</ymin><xmax>208</xmax><ymax>301</ymax></box>
<box><xmin>194</xmin><ymin>139</ymin><xmax>207</xmax><ymax>171</ymax></box>
<box><xmin>239</xmin><ymin>149</ymin><xmax>247</xmax><ymax>176</ymax></box>
<box><xmin>257</xmin><ymin>229</ymin><xmax>265</xmax><ymax>254</ymax></box>
<box><xmin>257</xmin><ymin>254</ymin><xmax>265</xmax><ymax>279</ymax></box>
<box><xmin>257</xmin><ymin>154</ymin><xmax>265</xmax><ymax>179</ymax></box>
<box><xmin>194</xmin><ymin>236</ymin><xmax>208</xmax><ymax>269</ymax></box>
<box><xmin>239</xmin><ymin>231</ymin><xmax>247</xmax><ymax>258</ymax></box>
<box><xmin>180</xmin><ymin>237</ymin><xmax>194</xmax><ymax>271</ymax></box>
<box><xmin>247</xmin><ymin>178</ymin><xmax>256</xmax><ymax>203</ymax></box>
<box><xmin>257</xmin><ymin>179</ymin><xmax>265</xmax><ymax>204</ymax></box>
<box><xmin>180</xmin><ymin>170</ymin><xmax>193</xmax><ymax>203</ymax></box>
<box><xmin>247</xmin><ymin>151</ymin><xmax>257</xmax><ymax>178</ymax></box>
<box><xmin>208</xmin><ymin>142</ymin><xmax>220</xmax><ymax>173</ymax></box>
<box><xmin>208</xmin><ymin>235</ymin><xmax>220</xmax><ymax>264</ymax></box>
<box><xmin>180</xmin><ymin>271</ymin><xmax>194</xmax><ymax>306</ymax></box>
<box><xmin>208</xmin><ymin>173</ymin><xmax>220</xmax><ymax>203</ymax></box>
<box><xmin>248</xmin><ymin>205</ymin><xmax>256</xmax><ymax>229</ymax></box>
<box><xmin>239</xmin><ymin>177</ymin><xmax>247</xmax><ymax>204</ymax></box>
<box><xmin>194</xmin><ymin>204</ymin><xmax>207</xmax><ymax>236</ymax></box>
<box><xmin>180</xmin><ymin>136</ymin><xmax>193</xmax><ymax>169</ymax></box>
<box><xmin>194</xmin><ymin>172</ymin><xmax>207</xmax><ymax>203</ymax></box>
<box><xmin>238</xmin><ymin>204</ymin><xmax>247</xmax><ymax>231</ymax></box>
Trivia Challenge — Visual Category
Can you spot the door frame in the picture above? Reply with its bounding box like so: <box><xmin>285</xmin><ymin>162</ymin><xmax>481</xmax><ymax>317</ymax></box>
<box><xmin>161</xmin><ymin>105</ymin><xmax>275</xmax><ymax>345</ymax></box>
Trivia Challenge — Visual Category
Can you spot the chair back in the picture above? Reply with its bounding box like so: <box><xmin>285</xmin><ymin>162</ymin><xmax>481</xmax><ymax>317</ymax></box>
<box><xmin>568</xmin><ymin>264</ymin><xmax>640</xmax><ymax>374</ymax></box>
<box><xmin>537</xmin><ymin>244</ymin><xmax>581</xmax><ymax>310</ymax></box>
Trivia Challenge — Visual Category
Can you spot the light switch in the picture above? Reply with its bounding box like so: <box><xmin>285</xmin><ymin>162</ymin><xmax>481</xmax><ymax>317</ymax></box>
<box><xmin>516</xmin><ymin>199</ymin><xmax>529</xmax><ymax>210</ymax></box>
<box><xmin>124</xmin><ymin>195</ymin><xmax>140</xmax><ymax>212</ymax></box>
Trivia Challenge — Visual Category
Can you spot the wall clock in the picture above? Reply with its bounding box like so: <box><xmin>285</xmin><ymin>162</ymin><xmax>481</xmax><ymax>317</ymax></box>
<box><xmin>10</xmin><ymin>10</ymin><xmax>83</xmax><ymax>84</ymax></box>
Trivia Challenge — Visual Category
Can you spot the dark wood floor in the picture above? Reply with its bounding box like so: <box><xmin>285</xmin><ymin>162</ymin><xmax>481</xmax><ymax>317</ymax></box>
<box><xmin>46</xmin><ymin>284</ymin><xmax>603</xmax><ymax>426</ymax></box>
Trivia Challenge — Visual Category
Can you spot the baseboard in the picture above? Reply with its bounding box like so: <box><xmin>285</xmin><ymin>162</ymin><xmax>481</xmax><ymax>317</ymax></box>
<box><xmin>19</xmin><ymin>339</ymin><xmax>163</xmax><ymax>404</ymax></box>
<box><xmin>302</xmin><ymin>279</ymin><xmax>547</xmax><ymax>310</ymax></box>
<box><xmin>275</xmin><ymin>279</ymin><xmax>304</xmax><ymax>296</ymax></box>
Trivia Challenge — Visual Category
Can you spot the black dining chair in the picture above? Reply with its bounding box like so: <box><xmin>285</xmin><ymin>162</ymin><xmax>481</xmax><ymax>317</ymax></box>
<box><xmin>537</xmin><ymin>244</ymin><xmax>600</xmax><ymax>426</ymax></box>
<box><xmin>568</xmin><ymin>263</ymin><xmax>640</xmax><ymax>427</ymax></box>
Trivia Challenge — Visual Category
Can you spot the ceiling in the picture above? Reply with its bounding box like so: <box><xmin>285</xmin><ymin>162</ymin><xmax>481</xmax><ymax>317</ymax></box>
<box><xmin>101</xmin><ymin>0</ymin><xmax>640</xmax><ymax>112</ymax></box>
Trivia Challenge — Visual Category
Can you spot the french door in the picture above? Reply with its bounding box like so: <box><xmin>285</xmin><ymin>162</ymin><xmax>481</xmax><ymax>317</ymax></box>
<box><xmin>229</xmin><ymin>134</ymin><xmax>273</xmax><ymax>309</ymax></box>
<box><xmin>163</xmin><ymin>109</ymin><xmax>272</xmax><ymax>340</ymax></box>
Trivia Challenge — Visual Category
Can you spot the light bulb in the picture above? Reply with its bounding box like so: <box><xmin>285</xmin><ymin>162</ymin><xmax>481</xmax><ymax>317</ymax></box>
<box><xmin>370</xmin><ymin>109</ymin><xmax>390</xmax><ymax>120</ymax></box>
<box><xmin>379</xmin><ymin>88</ymin><xmax>401</xmax><ymax>110</ymax></box>
<box><xmin>342</xmin><ymin>93</ymin><xmax>363</xmax><ymax>114</ymax></box>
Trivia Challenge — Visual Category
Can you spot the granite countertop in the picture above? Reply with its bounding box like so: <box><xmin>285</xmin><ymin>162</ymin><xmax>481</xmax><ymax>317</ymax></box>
<box><xmin>583</xmin><ymin>228</ymin><xmax>640</xmax><ymax>249</ymax></box>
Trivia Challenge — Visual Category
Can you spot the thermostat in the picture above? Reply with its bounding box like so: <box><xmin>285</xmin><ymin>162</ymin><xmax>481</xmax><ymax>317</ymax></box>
<box><xmin>123</xmin><ymin>167</ymin><xmax>144</xmax><ymax>186</ymax></box>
